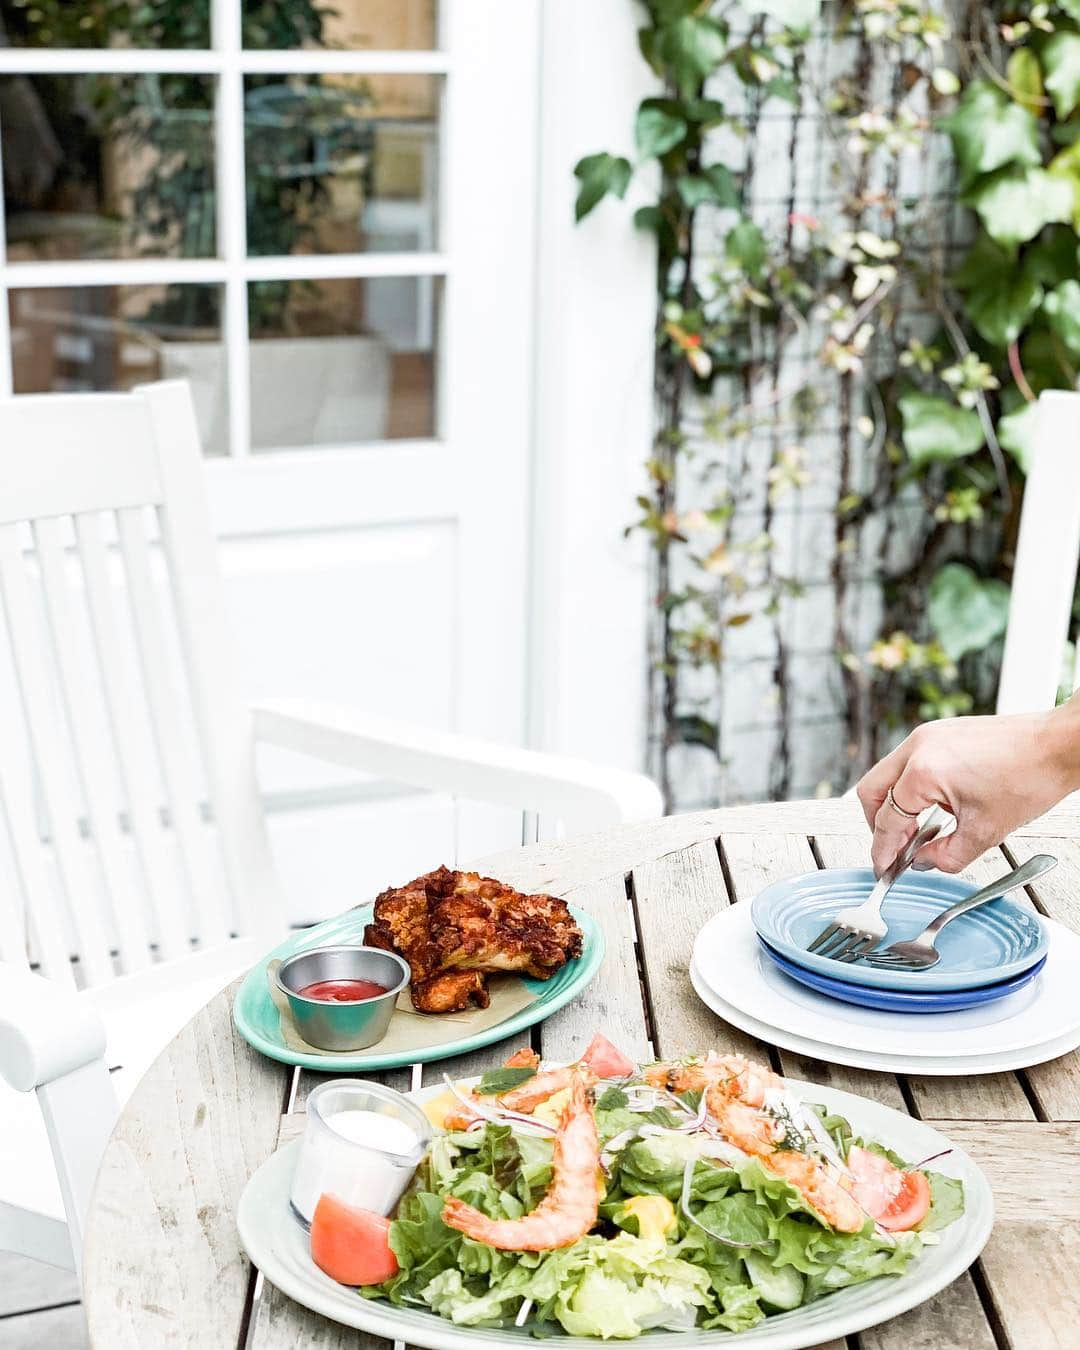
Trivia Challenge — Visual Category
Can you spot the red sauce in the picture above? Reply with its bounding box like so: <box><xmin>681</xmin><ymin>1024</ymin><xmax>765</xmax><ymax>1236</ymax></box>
<box><xmin>297</xmin><ymin>978</ymin><xmax>389</xmax><ymax>1003</ymax></box>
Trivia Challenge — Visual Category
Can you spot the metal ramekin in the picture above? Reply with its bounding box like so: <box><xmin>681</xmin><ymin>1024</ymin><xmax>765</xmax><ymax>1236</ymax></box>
<box><xmin>275</xmin><ymin>945</ymin><xmax>410</xmax><ymax>1051</ymax></box>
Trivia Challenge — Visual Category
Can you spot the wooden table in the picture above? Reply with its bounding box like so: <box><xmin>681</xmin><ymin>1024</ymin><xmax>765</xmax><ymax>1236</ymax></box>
<box><xmin>81</xmin><ymin>798</ymin><xmax>1080</xmax><ymax>1348</ymax></box>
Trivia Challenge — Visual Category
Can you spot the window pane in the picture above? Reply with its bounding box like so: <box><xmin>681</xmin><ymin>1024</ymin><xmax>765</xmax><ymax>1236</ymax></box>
<box><xmin>248</xmin><ymin>275</ymin><xmax>436</xmax><ymax>449</ymax></box>
<box><xmin>1</xmin><ymin>1</ymin><xmax>210</xmax><ymax>48</ymax></box>
<box><xmin>244</xmin><ymin>74</ymin><xmax>438</xmax><ymax>256</ymax></box>
<box><xmin>9</xmin><ymin>284</ymin><xmax>228</xmax><ymax>456</ymax></box>
<box><xmin>1</xmin><ymin>74</ymin><xmax>215</xmax><ymax>262</ymax></box>
<box><xmin>242</xmin><ymin>0</ymin><xmax>437</xmax><ymax>50</ymax></box>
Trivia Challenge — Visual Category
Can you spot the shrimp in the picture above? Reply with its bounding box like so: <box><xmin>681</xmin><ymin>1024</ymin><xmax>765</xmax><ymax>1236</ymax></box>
<box><xmin>503</xmin><ymin>1046</ymin><xmax>541</xmax><ymax>1071</ymax></box>
<box><xmin>442</xmin><ymin>1071</ymin><xmax>601</xmax><ymax>1250</ymax></box>
<box><xmin>499</xmin><ymin>1064</ymin><xmax>596</xmax><ymax>1112</ymax></box>
<box><xmin>677</xmin><ymin>1054</ymin><xmax>865</xmax><ymax>1234</ymax></box>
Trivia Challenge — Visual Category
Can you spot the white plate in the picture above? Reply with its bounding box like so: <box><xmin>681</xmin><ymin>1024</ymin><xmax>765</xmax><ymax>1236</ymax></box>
<box><xmin>694</xmin><ymin>902</ymin><xmax>1080</xmax><ymax>1058</ymax></box>
<box><xmin>237</xmin><ymin>1077</ymin><xmax>994</xmax><ymax>1350</ymax></box>
<box><xmin>690</xmin><ymin>958</ymin><xmax>1080</xmax><ymax>1075</ymax></box>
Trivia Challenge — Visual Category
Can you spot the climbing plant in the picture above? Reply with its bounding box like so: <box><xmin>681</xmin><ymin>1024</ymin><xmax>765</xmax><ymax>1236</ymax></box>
<box><xmin>577</xmin><ymin>0</ymin><xmax>1080</xmax><ymax>808</ymax></box>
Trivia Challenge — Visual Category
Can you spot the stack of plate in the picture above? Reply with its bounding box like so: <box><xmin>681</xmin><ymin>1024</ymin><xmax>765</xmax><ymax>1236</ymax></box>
<box><xmin>691</xmin><ymin>868</ymin><xmax>1080</xmax><ymax>1075</ymax></box>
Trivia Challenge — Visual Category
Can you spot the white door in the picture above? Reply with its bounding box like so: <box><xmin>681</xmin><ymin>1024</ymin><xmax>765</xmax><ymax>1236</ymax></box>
<box><xmin>0</xmin><ymin>1</ymin><xmax>539</xmax><ymax>921</ymax></box>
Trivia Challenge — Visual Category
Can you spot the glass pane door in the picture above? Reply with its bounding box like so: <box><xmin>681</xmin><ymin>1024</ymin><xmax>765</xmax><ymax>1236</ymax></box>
<box><xmin>0</xmin><ymin>0</ymin><xmax>444</xmax><ymax>456</ymax></box>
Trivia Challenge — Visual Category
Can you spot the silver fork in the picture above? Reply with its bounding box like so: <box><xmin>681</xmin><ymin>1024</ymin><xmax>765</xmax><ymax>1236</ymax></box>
<box><xmin>806</xmin><ymin>805</ymin><xmax>951</xmax><ymax>962</ymax></box>
<box><xmin>863</xmin><ymin>853</ymin><xmax>1057</xmax><ymax>970</ymax></box>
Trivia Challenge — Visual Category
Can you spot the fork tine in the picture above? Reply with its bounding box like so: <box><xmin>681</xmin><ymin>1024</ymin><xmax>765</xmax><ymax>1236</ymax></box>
<box><xmin>816</xmin><ymin>928</ymin><xmax>858</xmax><ymax>959</ymax></box>
<box><xmin>807</xmin><ymin>923</ymin><xmax>842</xmax><ymax>954</ymax></box>
<box><xmin>838</xmin><ymin>935</ymin><xmax>878</xmax><ymax>963</ymax></box>
<box><xmin>825</xmin><ymin>931</ymin><xmax>865</xmax><ymax>961</ymax></box>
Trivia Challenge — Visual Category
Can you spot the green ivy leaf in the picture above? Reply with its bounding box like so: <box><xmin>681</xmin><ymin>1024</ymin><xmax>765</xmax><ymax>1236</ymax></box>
<box><xmin>676</xmin><ymin>163</ymin><xmax>739</xmax><ymax>208</ymax></box>
<box><xmin>966</xmin><ymin>167</ymin><xmax>1076</xmax><ymax>250</ymax></box>
<box><xmin>997</xmin><ymin>400</ymin><xmax>1040</xmax><ymax>474</ymax></box>
<box><xmin>674</xmin><ymin>714</ymin><xmax>719</xmax><ymax>748</ymax></box>
<box><xmin>951</xmin><ymin>232</ymin><xmax>1043</xmax><ymax>346</ymax></box>
<box><xmin>1048</xmin><ymin>138</ymin><xmax>1080</xmax><ymax>229</ymax></box>
<box><xmin>928</xmin><ymin>563</ymin><xmax>1010</xmax><ymax>661</ymax></box>
<box><xmin>635</xmin><ymin>103</ymin><xmax>688</xmax><ymax>158</ymax></box>
<box><xmin>1021</xmin><ymin>223</ymin><xmax>1080</xmax><ymax>285</ymax></box>
<box><xmin>656</xmin><ymin>16</ymin><xmax>729</xmax><ymax>95</ymax></box>
<box><xmin>1042</xmin><ymin>31</ymin><xmax>1080</xmax><ymax>119</ymax></box>
<box><xmin>573</xmin><ymin>152</ymin><xmax>633</xmax><ymax>222</ymax></box>
<box><xmin>1043</xmin><ymin>279</ymin><xmax>1080</xmax><ymax>356</ymax></box>
<box><xmin>682</xmin><ymin>97</ymin><xmax>727</xmax><ymax>127</ymax></box>
<box><xmin>1006</xmin><ymin>48</ymin><xmax>1044</xmax><ymax>112</ymax></box>
<box><xmin>725</xmin><ymin>219</ymin><xmax>767</xmax><ymax>279</ymax></box>
<box><xmin>737</xmin><ymin>0</ymin><xmax>821</xmax><ymax>34</ymax></box>
<box><xmin>1058</xmin><ymin>0</ymin><xmax>1080</xmax><ymax>19</ymax></box>
<box><xmin>899</xmin><ymin>393</ymin><xmax>985</xmax><ymax>469</ymax></box>
<box><xmin>940</xmin><ymin>81</ymin><xmax>1041</xmax><ymax>190</ymax></box>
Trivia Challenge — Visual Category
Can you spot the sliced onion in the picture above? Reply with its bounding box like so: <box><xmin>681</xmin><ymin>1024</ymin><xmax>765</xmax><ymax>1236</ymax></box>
<box><xmin>907</xmin><ymin>1147</ymin><xmax>953</xmax><ymax>1172</ymax></box>
<box><xmin>441</xmin><ymin>1075</ymin><xmax>557</xmax><ymax>1136</ymax></box>
<box><xmin>515</xmin><ymin>1297</ymin><xmax>534</xmax><ymax>1328</ymax></box>
<box><xmin>679</xmin><ymin>1159</ymin><xmax>753</xmax><ymax>1249</ymax></box>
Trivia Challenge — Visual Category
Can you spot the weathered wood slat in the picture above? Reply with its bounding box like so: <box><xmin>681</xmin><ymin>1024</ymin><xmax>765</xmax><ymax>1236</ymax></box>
<box><xmin>475</xmin><ymin>796</ymin><xmax>1080</xmax><ymax>897</ymax></box>
<box><xmin>538</xmin><ymin>873</ymin><xmax>652</xmax><ymax>1066</ymax></box>
<box><xmin>631</xmin><ymin>840</ymin><xmax>780</xmax><ymax>1061</ymax></box>
<box><xmin>1003</xmin><ymin>835</ymin><xmax>1080</xmax><ymax>1121</ymax></box>
<box><xmin>82</xmin><ymin>984</ymin><xmax>288</xmax><ymax>1348</ymax></box>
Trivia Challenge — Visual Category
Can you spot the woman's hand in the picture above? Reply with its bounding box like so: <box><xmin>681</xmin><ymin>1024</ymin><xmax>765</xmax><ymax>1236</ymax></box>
<box><xmin>855</xmin><ymin>701</ymin><xmax>1080</xmax><ymax>876</ymax></box>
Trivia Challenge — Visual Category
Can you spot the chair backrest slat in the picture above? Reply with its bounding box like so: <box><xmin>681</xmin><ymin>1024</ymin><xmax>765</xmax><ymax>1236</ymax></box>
<box><xmin>32</xmin><ymin>516</ymin><xmax>153</xmax><ymax>974</ymax></box>
<box><xmin>997</xmin><ymin>391</ymin><xmax>1080</xmax><ymax>715</ymax></box>
<box><xmin>0</xmin><ymin>383</ymin><xmax>285</xmax><ymax>988</ymax></box>
<box><xmin>115</xmin><ymin>505</ymin><xmax>230</xmax><ymax>949</ymax></box>
<box><xmin>0</xmin><ymin>524</ymin><xmax>114</xmax><ymax>985</ymax></box>
<box><xmin>145</xmin><ymin>385</ymin><xmax>280</xmax><ymax>941</ymax></box>
<box><xmin>73</xmin><ymin>512</ymin><xmax>190</xmax><ymax>962</ymax></box>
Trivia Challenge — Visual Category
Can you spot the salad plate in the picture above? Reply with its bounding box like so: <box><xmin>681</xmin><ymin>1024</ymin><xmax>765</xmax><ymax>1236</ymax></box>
<box><xmin>696</xmin><ymin>901</ymin><xmax>1080</xmax><ymax>1058</ymax></box>
<box><xmin>689</xmin><ymin>958</ymin><xmax>1080</xmax><ymax>1074</ymax></box>
<box><xmin>751</xmin><ymin>869</ymin><xmax>1047</xmax><ymax>990</ymax></box>
<box><xmin>232</xmin><ymin>901</ymin><xmax>603</xmax><ymax>1072</ymax></box>
<box><xmin>238</xmin><ymin>1065</ymin><xmax>993</xmax><ymax>1348</ymax></box>
<box><xmin>759</xmin><ymin>940</ymin><xmax>1048</xmax><ymax>1013</ymax></box>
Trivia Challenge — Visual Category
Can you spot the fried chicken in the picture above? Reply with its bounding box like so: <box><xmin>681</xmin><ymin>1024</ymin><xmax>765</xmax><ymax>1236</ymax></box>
<box><xmin>363</xmin><ymin>865</ymin><xmax>583</xmax><ymax>1013</ymax></box>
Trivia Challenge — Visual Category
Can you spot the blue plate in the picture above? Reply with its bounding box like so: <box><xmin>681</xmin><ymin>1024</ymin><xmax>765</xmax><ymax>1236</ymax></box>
<box><xmin>759</xmin><ymin>938</ymin><xmax>1048</xmax><ymax>1012</ymax></box>
<box><xmin>751</xmin><ymin>868</ymin><xmax>1048</xmax><ymax>991</ymax></box>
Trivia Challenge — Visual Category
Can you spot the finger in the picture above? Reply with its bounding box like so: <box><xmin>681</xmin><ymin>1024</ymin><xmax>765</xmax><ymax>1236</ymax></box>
<box><xmin>909</xmin><ymin>827</ymin><xmax>985</xmax><ymax>875</ymax></box>
<box><xmin>869</xmin><ymin>767</ymin><xmax>931</xmax><ymax>877</ymax></box>
<box><xmin>856</xmin><ymin>738</ymin><xmax>915</xmax><ymax>832</ymax></box>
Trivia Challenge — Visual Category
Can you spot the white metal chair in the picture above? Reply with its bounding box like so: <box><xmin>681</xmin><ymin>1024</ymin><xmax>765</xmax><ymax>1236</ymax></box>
<box><xmin>0</xmin><ymin>381</ymin><xmax>662</xmax><ymax>1277</ymax></box>
<box><xmin>997</xmin><ymin>390</ymin><xmax>1080</xmax><ymax>714</ymax></box>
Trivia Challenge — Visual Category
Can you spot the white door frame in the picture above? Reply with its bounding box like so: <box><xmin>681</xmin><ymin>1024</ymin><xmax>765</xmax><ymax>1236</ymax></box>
<box><xmin>525</xmin><ymin>0</ymin><xmax>657</xmax><ymax>776</ymax></box>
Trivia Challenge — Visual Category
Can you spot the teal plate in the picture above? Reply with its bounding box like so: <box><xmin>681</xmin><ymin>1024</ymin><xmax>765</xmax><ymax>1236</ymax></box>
<box><xmin>232</xmin><ymin>903</ymin><xmax>603</xmax><ymax>1072</ymax></box>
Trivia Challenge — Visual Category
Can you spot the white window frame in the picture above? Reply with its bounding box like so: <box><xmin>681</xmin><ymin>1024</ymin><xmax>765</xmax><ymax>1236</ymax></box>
<box><xmin>0</xmin><ymin>4</ymin><xmax>449</xmax><ymax>460</ymax></box>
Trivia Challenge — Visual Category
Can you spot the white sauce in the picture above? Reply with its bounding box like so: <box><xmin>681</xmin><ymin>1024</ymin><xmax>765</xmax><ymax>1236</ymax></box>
<box><xmin>289</xmin><ymin>1108</ymin><xmax>420</xmax><ymax>1225</ymax></box>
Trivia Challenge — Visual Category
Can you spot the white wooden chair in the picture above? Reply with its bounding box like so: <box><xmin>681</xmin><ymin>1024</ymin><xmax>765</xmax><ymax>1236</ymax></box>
<box><xmin>0</xmin><ymin>381</ymin><xmax>662</xmax><ymax>1278</ymax></box>
<box><xmin>997</xmin><ymin>390</ymin><xmax>1080</xmax><ymax>714</ymax></box>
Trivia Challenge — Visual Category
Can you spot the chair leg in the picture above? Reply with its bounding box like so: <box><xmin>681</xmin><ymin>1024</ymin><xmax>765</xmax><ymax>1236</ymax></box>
<box><xmin>36</xmin><ymin>1056</ymin><xmax>117</xmax><ymax>1278</ymax></box>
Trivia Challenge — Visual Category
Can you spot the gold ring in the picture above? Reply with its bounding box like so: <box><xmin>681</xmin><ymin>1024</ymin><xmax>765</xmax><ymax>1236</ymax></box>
<box><xmin>886</xmin><ymin>785</ymin><xmax>919</xmax><ymax>819</ymax></box>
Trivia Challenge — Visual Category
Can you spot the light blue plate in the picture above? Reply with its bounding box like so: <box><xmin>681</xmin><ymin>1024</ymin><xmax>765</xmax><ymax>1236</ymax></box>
<box><xmin>760</xmin><ymin>938</ymin><xmax>1048</xmax><ymax>1012</ymax></box>
<box><xmin>233</xmin><ymin>902</ymin><xmax>603</xmax><ymax>1072</ymax></box>
<box><xmin>751</xmin><ymin>868</ymin><xmax>1048</xmax><ymax>991</ymax></box>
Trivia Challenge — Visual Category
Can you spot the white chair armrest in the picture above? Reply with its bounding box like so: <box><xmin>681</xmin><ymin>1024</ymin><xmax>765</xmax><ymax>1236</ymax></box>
<box><xmin>0</xmin><ymin>964</ymin><xmax>107</xmax><ymax>1093</ymax></box>
<box><xmin>251</xmin><ymin>697</ymin><xmax>663</xmax><ymax>832</ymax></box>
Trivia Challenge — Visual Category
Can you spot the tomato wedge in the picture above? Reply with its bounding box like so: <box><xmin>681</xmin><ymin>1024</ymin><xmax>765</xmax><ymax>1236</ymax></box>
<box><xmin>846</xmin><ymin>1145</ymin><xmax>931</xmax><ymax>1232</ymax></box>
<box><xmin>580</xmin><ymin>1032</ymin><xmax>636</xmax><ymax>1079</ymax></box>
<box><xmin>310</xmin><ymin>1194</ymin><xmax>399</xmax><ymax>1286</ymax></box>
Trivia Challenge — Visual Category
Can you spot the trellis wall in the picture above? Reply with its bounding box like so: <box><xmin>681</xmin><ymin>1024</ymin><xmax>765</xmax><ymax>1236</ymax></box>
<box><xmin>655</xmin><ymin>4</ymin><xmax>975</xmax><ymax>811</ymax></box>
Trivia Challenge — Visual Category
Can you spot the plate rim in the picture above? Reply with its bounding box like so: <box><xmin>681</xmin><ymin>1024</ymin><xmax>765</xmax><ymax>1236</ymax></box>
<box><xmin>696</xmin><ymin>903</ymin><xmax>1079</xmax><ymax>1057</ymax></box>
<box><xmin>751</xmin><ymin>868</ymin><xmax>1048</xmax><ymax>990</ymax></box>
<box><xmin>237</xmin><ymin>1075</ymin><xmax>994</xmax><ymax>1350</ymax></box>
<box><xmin>690</xmin><ymin>956</ymin><xmax>1080</xmax><ymax>1074</ymax></box>
<box><xmin>232</xmin><ymin>902</ymin><xmax>604</xmax><ymax>1072</ymax></box>
<box><xmin>760</xmin><ymin>938</ymin><xmax>1048</xmax><ymax>1010</ymax></box>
